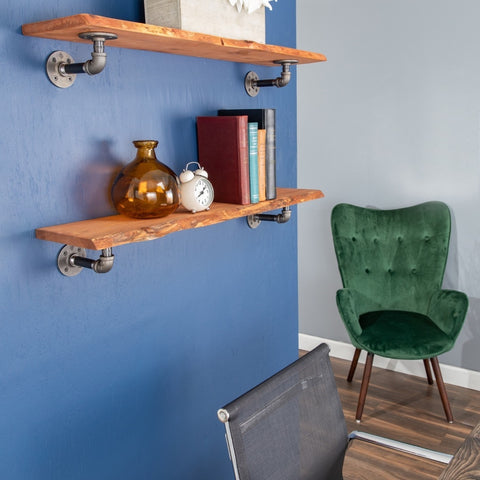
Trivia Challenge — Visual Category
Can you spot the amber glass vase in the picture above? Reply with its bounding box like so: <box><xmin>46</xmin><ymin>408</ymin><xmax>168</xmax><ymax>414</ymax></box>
<box><xmin>112</xmin><ymin>140</ymin><xmax>180</xmax><ymax>219</ymax></box>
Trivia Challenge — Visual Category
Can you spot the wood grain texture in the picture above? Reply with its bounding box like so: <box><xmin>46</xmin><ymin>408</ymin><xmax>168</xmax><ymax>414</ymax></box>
<box><xmin>439</xmin><ymin>423</ymin><xmax>480</xmax><ymax>479</ymax></box>
<box><xmin>22</xmin><ymin>14</ymin><xmax>327</xmax><ymax>66</ymax></box>
<box><xmin>35</xmin><ymin>188</ymin><xmax>324</xmax><ymax>250</ymax></box>
<box><xmin>338</xmin><ymin>357</ymin><xmax>480</xmax><ymax>479</ymax></box>
<box><xmin>300</xmin><ymin>352</ymin><xmax>480</xmax><ymax>479</ymax></box>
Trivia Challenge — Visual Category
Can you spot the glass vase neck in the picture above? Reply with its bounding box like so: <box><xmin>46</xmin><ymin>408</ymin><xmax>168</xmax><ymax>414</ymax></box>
<box><xmin>133</xmin><ymin>140</ymin><xmax>158</xmax><ymax>158</ymax></box>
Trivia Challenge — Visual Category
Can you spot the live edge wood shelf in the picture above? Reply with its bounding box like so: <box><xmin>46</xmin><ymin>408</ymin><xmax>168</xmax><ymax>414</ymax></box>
<box><xmin>24</xmin><ymin>16</ymin><xmax>325</xmax><ymax>267</ymax></box>
<box><xmin>21</xmin><ymin>14</ymin><xmax>326</xmax><ymax>66</ymax></box>
<box><xmin>36</xmin><ymin>188</ymin><xmax>324</xmax><ymax>251</ymax></box>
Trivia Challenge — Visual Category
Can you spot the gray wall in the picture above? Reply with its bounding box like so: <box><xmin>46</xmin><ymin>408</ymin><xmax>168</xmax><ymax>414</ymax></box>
<box><xmin>297</xmin><ymin>0</ymin><xmax>480</xmax><ymax>371</ymax></box>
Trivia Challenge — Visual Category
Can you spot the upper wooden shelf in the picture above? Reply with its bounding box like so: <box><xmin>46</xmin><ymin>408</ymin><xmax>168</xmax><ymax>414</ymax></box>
<box><xmin>22</xmin><ymin>14</ymin><xmax>326</xmax><ymax>66</ymax></box>
<box><xmin>36</xmin><ymin>188</ymin><xmax>324</xmax><ymax>250</ymax></box>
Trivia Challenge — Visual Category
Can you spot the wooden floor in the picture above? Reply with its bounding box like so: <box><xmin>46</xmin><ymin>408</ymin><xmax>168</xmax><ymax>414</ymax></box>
<box><xmin>301</xmin><ymin>352</ymin><xmax>480</xmax><ymax>479</ymax></box>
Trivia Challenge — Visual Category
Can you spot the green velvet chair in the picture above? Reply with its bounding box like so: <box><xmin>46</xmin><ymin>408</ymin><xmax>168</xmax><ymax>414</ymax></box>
<box><xmin>331</xmin><ymin>201</ymin><xmax>468</xmax><ymax>423</ymax></box>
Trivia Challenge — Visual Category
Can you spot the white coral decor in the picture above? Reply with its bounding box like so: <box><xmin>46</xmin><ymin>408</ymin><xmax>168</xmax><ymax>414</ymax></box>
<box><xmin>228</xmin><ymin>0</ymin><xmax>277</xmax><ymax>14</ymax></box>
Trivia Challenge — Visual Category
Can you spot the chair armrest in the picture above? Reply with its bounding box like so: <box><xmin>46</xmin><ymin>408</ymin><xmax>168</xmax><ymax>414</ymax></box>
<box><xmin>348</xmin><ymin>431</ymin><xmax>453</xmax><ymax>465</ymax></box>
<box><xmin>427</xmin><ymin>289</ymin><xmax>468</xmax><ymax>338</ymax></box>
<box><xmin>336</xmin><ymin>289</ymin><xmax>366</xmax><ymax>337</ymax></box>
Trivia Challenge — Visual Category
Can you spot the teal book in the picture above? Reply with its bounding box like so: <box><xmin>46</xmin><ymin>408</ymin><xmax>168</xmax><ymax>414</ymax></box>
<box><xmin>248</xmin><ymin>122</ymin><xmax>259</xmax><ymax>204</ymax></box>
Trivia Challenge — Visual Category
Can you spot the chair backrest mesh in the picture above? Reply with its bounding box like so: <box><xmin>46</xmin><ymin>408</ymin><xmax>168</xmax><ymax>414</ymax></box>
<box><xmin>331</xmin><ymin>201</ymin><xmax>451</xmax><ymax>313</ymax></box>
<box><xmin>219</xmin><ymin>344</ymin><xmax>347</xmax><ymax>480</ymax></box>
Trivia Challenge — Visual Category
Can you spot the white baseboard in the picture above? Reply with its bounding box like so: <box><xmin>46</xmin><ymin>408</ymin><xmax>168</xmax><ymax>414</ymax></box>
<box><xmin>299</xmin><ymin>333</ymin><xmax>480</xmax><ymax>391</ymax></box>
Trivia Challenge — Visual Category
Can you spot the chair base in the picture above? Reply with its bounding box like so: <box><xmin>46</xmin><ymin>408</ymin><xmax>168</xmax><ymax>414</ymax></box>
<box><xmin>348</xmin><ymin>351</ymin><xmax>454</xmax><ymax>423</ymax></box>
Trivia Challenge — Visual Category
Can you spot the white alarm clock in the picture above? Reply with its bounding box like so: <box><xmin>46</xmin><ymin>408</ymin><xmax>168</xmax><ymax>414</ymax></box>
<box><xmin>179</xmin><ymin>162</ymin><xmax>214</xmax><ymax>213</ymax></box>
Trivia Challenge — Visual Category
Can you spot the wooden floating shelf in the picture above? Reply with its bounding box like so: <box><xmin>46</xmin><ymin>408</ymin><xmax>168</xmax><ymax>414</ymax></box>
<box><xmin>22</xmin><ymin>14</ymin><xmax>326</xmax><ymax>66</ymax></box>
<box><xmin>36</xmin><ymin>188</ymin><xmax>324</xmax><ymax>250</ymax></box>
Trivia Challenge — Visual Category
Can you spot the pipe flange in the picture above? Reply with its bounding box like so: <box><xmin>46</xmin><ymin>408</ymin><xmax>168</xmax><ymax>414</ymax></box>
<box><xmin>247</xmin><ymin>215</ymin><xmax>261</xmax><ymax>229</ymax></box>
<box><xmin>244</xmin><ymin>71</ymin><xmax>260</xmax><ymax>97</ymax></box>
<box><xmin>57</xmin><ymin>245</ymin><xmax>86</xmax><ymax>276</ymax></box>
<box><xmin>46</xmin><ymin>51</ymin><xmax>76</xmax><ymax>88</ymax></box>
<box><xmin>273</xmin><ymin>59</ymin><xmax>299</xmax><ymax>66</ymax></box>
<box><xmin>78</xmin><ymin>32</ymin><xmax>118</xmax><ymax>42</ymax></box>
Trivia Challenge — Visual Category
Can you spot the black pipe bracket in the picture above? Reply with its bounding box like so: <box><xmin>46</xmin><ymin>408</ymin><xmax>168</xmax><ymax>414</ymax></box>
<box><xmin>46</xmin><ymin>32</ymin><xmax>118</xmax><ymax>88</ymax></box>
<box><xmin>247</xmin><ymin>206</ymin><xmax>292</xmax><ymax>229</ymax></box>
<box><xmin>244</xmin><ymin>60</ymin><xmax>298</xmax><ymax>97</ymax></box>
<box><xmin>57</xmin><ymin>245</ymin><xmax>115</xmax><ymax>276</ymax></box>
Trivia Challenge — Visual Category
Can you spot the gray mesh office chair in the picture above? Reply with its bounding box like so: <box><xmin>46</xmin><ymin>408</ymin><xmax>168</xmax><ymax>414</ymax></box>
<box><xmin>217</xmin><ymin>343</ymin><xmax>452</xmax><ymax>480</ymax></box>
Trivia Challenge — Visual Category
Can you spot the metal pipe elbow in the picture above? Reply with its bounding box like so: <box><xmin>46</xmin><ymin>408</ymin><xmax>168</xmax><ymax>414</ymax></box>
<box><xmin>83</xmin><ymin>52</ymin><xmax>107</xmax><ymax>76</ymax></box>
<box><xmin>276</xmin><ymin>207</ymin><xmax>292</xmax><ymax>223</ymax></box>
<box><xmin>275</xmin><ymin>69</ymin><xmax>292</xmax><ymax>88</ymax></box>
<box><xmin>91</xmin><ymin>249</ymin><xmax>114</xmax><ymax>274</ymax></box>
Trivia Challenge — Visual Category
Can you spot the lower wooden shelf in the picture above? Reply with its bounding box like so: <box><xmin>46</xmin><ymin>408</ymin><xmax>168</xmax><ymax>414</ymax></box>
<box><xmin>35</xmin><ymin>188</ymin><xmax>324</xmax><ymax>250</ymax></box>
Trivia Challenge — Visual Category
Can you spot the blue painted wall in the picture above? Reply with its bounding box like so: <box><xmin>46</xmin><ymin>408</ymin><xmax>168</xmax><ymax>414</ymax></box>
<box><xmin>1</xmin><ymin>1</ymin><xmax>297</xmax><ymax>478</ymax></box>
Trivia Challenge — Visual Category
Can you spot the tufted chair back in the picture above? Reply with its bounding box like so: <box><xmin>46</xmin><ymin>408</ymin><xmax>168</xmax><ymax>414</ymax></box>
<box><xmin>331</xmin><ymin>202</ymin><xmax>451</xmax><ymax>315</ymax></box>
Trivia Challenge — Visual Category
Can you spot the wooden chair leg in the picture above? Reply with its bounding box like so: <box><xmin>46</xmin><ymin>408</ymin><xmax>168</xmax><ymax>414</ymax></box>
<box><xmin>356</xmin><ymin>352</ymin><xmax>374</xmax><ymax>422</ymax></box>
<box><xmin>347</xmin><ymin>348</ymin><xmax>362</xmax><ymax>382</ymax></box>
<box><xmin>423</xmin><ymin>358</ymin><xmax>434</xmax><ymax>385</ymax></box>
<box><xmin>430</xmin><ymin>357</ymin><xmax>454</xmax><ymax>423</ymax></box>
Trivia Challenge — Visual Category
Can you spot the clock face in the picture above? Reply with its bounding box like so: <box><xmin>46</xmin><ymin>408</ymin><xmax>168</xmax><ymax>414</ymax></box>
<box><xmin>194</xmin><ymin>178</ymin><xmax>214</xmax><ymax>207</ymax></box>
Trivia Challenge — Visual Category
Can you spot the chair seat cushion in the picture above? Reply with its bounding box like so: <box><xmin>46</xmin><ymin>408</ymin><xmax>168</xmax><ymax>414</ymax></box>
<box><xmin>357</xmin><ymin>310</ymin><xmax>453</xmax><ymax>359</ymax></box>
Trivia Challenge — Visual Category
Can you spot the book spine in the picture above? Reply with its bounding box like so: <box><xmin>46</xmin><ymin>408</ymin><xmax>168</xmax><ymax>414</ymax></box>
<box><xmin>238</xmin><ymin>117</ymin><xmax>251</xmax><ymax>204</ymax></box>
<box><xmin>264</xmin><ymin>109</ymin><xmax>276</xmax><ymax>200</ymax></box>
<box><xmin>248</xmin><ymin>122</ymin><xmax>259</xmax><ymax>204</ymax></box>
<box><xmin>257</xmin><ymin>129</ymin><xmax>266</xmax><ymax>202</ymax></box>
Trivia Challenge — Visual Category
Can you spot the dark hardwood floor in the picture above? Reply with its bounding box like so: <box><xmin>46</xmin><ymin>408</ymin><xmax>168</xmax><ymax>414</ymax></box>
<box><xmin>301</xmin><ymin>351</ymin><xmax>480</xmax><ymax>479</ymax></box>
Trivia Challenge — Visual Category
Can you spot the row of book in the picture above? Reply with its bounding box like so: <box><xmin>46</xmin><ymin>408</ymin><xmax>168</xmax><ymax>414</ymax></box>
<box><xmin>196</xmin><ymin>108</ymin><xmax>276</xmax><ymax>205</ymax></box>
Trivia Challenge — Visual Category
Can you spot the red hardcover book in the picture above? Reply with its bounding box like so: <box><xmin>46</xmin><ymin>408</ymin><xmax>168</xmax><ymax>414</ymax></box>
<box><xmin>196</xmin><ymin>115</ymin><xmax>250</xmax><ymax>205</ymax></box>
